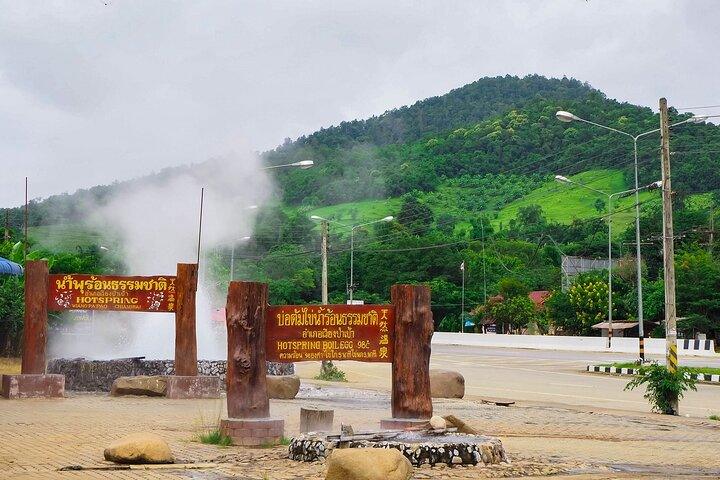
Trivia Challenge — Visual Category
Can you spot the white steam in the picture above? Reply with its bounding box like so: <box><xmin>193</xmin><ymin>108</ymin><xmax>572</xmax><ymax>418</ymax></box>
<box><xmin>48</xmin><ymin>153</ymin><xmax>274</xmax><ymax>360</ymax></box>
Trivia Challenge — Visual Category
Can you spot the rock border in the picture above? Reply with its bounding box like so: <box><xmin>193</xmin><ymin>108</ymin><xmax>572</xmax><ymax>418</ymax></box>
<box><xmin>586</xmin><ymin>365</ymin><xmax>720</xmax><ymax>384</ymax></box>
<box><xmin>288</xmin><ymin>434</ymin><xmax>507</xmax><ymax>466</ymax></box>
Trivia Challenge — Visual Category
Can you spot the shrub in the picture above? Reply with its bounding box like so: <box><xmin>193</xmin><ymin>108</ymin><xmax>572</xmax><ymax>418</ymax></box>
<box><xmin>315</xmin><ymin>361</ymin><xmax>347</xmax><ymax>382</ymax></box>
<box><xmin>199</xmin><ymin>429</ymin><xmax>232</xmax><ymax>446</ymax></box>
<box><xmin>624</xmin><ymin>364</ymin><xmax>697</xmax><ymax>415</ymax></box>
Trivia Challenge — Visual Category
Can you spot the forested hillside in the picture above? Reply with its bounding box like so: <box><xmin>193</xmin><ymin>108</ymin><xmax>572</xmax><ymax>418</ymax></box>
<box><xmin>3</xmin><ymin>74</ymin><xmax>720</xmax><ymax>354</ymax></box>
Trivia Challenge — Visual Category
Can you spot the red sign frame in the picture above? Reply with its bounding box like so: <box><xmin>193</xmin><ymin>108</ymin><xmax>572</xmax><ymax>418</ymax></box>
<box><xmin>265</xmin><ymin>304</ymin><xmax>395</xmax><ymax>362</ymax></box>
<box><xmin>48</xmin><ymin>274</ymin><xmax>176</xmax><ymax>313</ymax></box>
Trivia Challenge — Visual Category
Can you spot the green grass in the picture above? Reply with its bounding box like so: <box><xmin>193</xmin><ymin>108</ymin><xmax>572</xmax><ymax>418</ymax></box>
<box><xmin>307</xmin><ymin>198</ymin><xmax>401</xmax><ymax>228</ymax></box>
<box><xmin>260</xmin><ymin>436</ymin><xmax>292</xmax><ymax>448</ymax></box>
<box><xmin>710</xmin><ymin>415</ymin><xmax>720</xmax><ymax>421</ymax></box>
<box><xmin>198</xmin><ymin>429</ymin><xmax>233</xmax><ymax>446</ymax></box>
<box><xmin>28</xmin><ymin>224</ymin><xmax>111</xmax><ymax>252</ymax></box>
<box><xmin>494</xmin><ymin>169</ymin><xmax>660</xmax><ymax>233</ymax></box>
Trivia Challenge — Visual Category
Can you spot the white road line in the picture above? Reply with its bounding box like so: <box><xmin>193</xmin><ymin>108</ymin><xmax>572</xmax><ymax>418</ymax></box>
<box><xmin>549</xmin><ymin>383</ymin><xmax>593</xmax><ymax>388</ymax></box>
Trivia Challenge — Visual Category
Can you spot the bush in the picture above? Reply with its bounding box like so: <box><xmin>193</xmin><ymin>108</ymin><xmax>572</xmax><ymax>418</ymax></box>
<box><xmin>624</xmin><ymin>364</ymin><xmax>697</xmax><ymax>415</ymax></box>
<box><xmin>315</xmin><ymin>361</ymin><xmax>347</xmax><ymax>382</ymax></box>
<box><xmin>198</xmin><ymin>430</ymin><xmax>232</xmax><ymax>446</ymax></box>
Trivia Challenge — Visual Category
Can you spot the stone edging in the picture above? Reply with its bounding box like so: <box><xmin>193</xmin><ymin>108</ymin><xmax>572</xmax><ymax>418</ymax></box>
<box><xmin>288</xmin><ymin>434</ymin><xmax>507</xmax><ymax>466</ymax></box>
<box><xmin>586</xmin><ymin>365</ymin><xmax>720</xmax><ymax>383</ymax></box>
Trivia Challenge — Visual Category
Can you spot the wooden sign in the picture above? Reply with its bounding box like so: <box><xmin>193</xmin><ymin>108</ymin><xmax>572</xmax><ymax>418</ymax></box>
<box><xmin>48</xmin><ymin>274</ymin><xmax>176</xmax><ymax>313</ymax></box>
<box><xmin>265</xmin><ymin>305</ymin><xmax>394</xmax><ymax>362</ymax></box>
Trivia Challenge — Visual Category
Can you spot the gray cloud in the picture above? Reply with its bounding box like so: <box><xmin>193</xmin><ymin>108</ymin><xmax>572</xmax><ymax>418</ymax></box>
<box><xmin>1</xmin><ymin>0</ymin><xmax>719</xmax><ymax>206</ymax></box>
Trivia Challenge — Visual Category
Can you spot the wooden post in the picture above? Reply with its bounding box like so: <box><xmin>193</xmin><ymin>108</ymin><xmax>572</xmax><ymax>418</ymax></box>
<box><xmin>175</xmin><ymin>263</ymin><xmax>198</xmax><ymax>376</ymax></box>
<box><xmin>300</xmin><ymin>407</ymin><xmax>334</xmax><ymax>433</ymax></box>
<box><xmin>225</xmin><ymin>281</ymin><xmax>270</xmax><ymax>418</ymax></box>
<box><xmin>21</xmin><ymin>260</ymin><xmax>49</xmax><ymax>374</ymax></box>
<box><xmin>390</xmin><ymin>284</ymin><xmax>433</xmax><ymax>419</ymax></box>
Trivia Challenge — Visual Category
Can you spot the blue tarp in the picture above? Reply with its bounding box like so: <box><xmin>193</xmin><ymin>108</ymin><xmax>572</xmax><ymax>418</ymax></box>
<box><xmin>0</xmin><ymin>257</ymin><xmax>23</xmax><ymax>276</ymax></box>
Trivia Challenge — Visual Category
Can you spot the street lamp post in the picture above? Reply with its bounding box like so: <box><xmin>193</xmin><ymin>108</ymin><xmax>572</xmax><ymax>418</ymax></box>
<box><xmin>262</xmin><ymin>160</ymin><xmax>314</xmax><ymax>170</ymax></box>
<box><xmin>556</xmin><ymin>111</ymin><xmax>705</xmax><ymax>359</ymax></box>
<box><xmin>555</xmin><ymin>175</ymin><xmax>661</xmax><ymax>348</ymax></box>
<box><xmin>311</xmin><ymin>215</ymin><xmax>393</xmax><ymax>303</ymax></box>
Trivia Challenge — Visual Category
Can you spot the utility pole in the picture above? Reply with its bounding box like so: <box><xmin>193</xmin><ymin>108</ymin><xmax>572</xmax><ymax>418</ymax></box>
<box><xmin>320</xmin><ymin>220</ymin><xmax>329</xmax><ymax>304</ymax></box>
<box><xmin>709</xmin><ymin>206</ymin><xmax>715</xmax><ymax>254</ymax></box>
<box><xmin>660</xmin><ymin>97</ymin><xmax>679</xmax><ymax>415</ymax></box>
<box><xmin>319</xmin><ymin>220</ymin><xmax>332</xmax><ymax>375</ymax></box>
<box><xmin>460</xmin><ymin>261</ymin><xmax>465</xmax><ymax>333</ymax></box>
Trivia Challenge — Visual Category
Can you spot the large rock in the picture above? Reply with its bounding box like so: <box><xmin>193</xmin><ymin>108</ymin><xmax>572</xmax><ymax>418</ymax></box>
<box><xmin>104</xmin><ymin>433</ymin><xmax>174</xmax><ymax>464</ymax></box>
<box><xmin>267</xmin><ymin>374</ymin><xmax>300</xmax><ymax>399</ymax></box>
<box><xmin>429</xmin><ymin>369</ymin><xmax>464</xmax><ymax>399</ymax></box>
<box><xmin>110</xmin><ymin>376</ymin><xmax>167</xmax><ymax>397</ymax></box>
<box><xmin>326</xmin><ymin>448</ymin><xmax>412</xmax><ymax>480</ymax></box>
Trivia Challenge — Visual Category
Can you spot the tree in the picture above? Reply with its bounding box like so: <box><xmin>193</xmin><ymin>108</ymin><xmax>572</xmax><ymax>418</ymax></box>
<box><xmin>594</xmin><ymin>198</ymin><xmax>606</xmax><ymax>213</ymax></box>
<box><xmin>488</xmin><ymin>296</ymin><xmax>537</xmax><ymax>333</ymax></box>
<box><xmin>568</xmin><ymin>277</ymin><xmax>609</xmax><ymax>335</ymax></box>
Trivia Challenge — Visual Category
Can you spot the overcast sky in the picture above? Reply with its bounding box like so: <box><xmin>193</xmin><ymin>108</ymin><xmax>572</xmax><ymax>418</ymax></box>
<box><xmin>1</xmin><ymin>1</ymin><xmax>718</xmax><ymax>207</ymax></box>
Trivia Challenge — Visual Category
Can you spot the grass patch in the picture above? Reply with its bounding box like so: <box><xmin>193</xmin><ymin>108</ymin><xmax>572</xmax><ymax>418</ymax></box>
<box><xmin>198</xmin><ymin>429</ymin><xmax>232</xmax><ymax>446</ymax></box>
<box><xmin>260</xmin><ymin>436</ymin><xmax>292</xmax><ymax>448</ymax></box>
<box><xmin>495</xmin><ymin>169</ymin><xmax>659</xmax><ymax>233</ymax></box>
<box><xmin>710</xmin><ymin>415</ymin><xmax>720</xmax><ymax>421</ymax></box>
<box><xmin>314</xmin><ymin>362</ymin><xmax>347</xmax><ymax>382</ymax></box>
<box><xmin>307</xmin><ymin>198</ymin><xmax>401</xmax><ymax>231</ymax></box>
<box><xmin>0</xmin><ymin>357</ymin><xmax>21</xmax><ymax>375</ymax></box>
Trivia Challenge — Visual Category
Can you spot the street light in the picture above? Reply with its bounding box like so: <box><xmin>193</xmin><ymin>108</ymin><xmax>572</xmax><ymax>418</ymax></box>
<box><xmin>556</xmin><ymin>174</ymin><xmax>661</xmax><ymax>348</ymax></box>
<box><xmin>311</xmin><ymin>214</ymin><xmax>394</xmax><ymax>303</ymax></box>
<box><xmin>263</xmin><ymin>160</ymin><xmax>314</xmax><ymax>170</ymax></box>
<box><xmin>557</xmin><ymin>111</ymin><xmax>705</xmax><ymax>360</ymax></box>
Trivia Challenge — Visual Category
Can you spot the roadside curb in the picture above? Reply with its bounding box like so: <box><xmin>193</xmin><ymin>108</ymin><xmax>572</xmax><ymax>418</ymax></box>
<box><xmin>586</xmin><ymin>365</ymin><xmax>720</xmax><ymax>384</ymax></box>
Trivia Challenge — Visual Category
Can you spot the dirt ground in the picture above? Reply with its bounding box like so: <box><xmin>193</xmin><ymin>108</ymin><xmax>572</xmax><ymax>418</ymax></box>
<box><xmin>1</xmin><ymin>372</ymin><xmax>719</xmax><ymax>479</ymax></box>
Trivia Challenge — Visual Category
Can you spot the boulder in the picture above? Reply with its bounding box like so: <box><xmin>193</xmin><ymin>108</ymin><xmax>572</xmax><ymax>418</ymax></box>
<box><xmin>110</xmin><ymin>376</ymin><xmax>167</xmax><ymax>397</ymax></box>
<box><xmin>325</xmin><ymin>448</ymin><xmax>412</xmax><ymax>480</ymax></box>
<box><xmin>429</xmin><ymin>415</ymin><xmax>446</xmax><ymax>430</ymax></box>
<box><xmin>267</xmin><ymin>374</ymin><xmax>300</xmax><ymax>399</ymax></box>
<box><xmin>104</xmin><ymin>433</ymin><xmax>174</xmax><ymax>464</ymax></box>
<box><xmin>429</xmin><ymin>369</ymin><xmax>464</xmax><ymax>399</ymax></box>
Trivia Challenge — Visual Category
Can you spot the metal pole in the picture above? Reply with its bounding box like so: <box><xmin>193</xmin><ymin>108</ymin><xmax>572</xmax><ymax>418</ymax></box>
<box><xmin>321</xmin><ymin>220</ymin><xmax>328</xmax><ymax>305</ymax></box>
<box><xmin>607</xmin><ymin>193</ymin><xmax>613</xmax><ymax>349</ymax></box>
<box><xmin>481</xmin><ymin>219</ymin><xmax>487</xmax><ymax>304</ymax></box>
<box><xmin>24</xmin><ymin>177</ymin><xmax>28</xmax><ymax>262</ymax></box>
<box><xmin>660</xmin><ymin>97</ymin><xmax>679</xmax><ymax>414</ymax></box>
<box><xmin>349</xmin><ymin>228</ymin><xmax>355</xmax><ymax>302</ymax></box>
<box><xmin>633</xmin><ymin>138</ymin><xmax>646</xmax><ymax>361</ymax></box>
<box><xmin>229</xmin><ymin>244</ymin><xmax>235</xmax><ymax>282</ymax></box>
<box><xmin>461</xmin><ymin>263</ymin><xmax>465</xmax><ymax>333</ymax></box>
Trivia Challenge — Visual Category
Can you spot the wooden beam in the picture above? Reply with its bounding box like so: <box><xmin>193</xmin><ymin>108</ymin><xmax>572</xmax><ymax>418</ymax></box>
<box><xmin>175</xmin><ymin>263</ymin><xmax>198</xmax><ymax>376</ymax></box>
<box><xmin>225</xmin><ymin>281</ymin><xmax>269</xmax><ymax>418</ymax></box>
<box><xmin>390</xmin><ymin>284</ymin><xmax>433</xmax><ymax>419</ymax></box>
<box><xmin>22</xmin><ymin>260</ymin><xmax>49</xmax><ymax>374</ymax></box>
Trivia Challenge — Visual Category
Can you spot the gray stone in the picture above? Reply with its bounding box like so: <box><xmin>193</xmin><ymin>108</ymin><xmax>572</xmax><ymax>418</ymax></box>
<box><xmin>267</xmin><ymin>374</ymin><xmax>300</xmax><ymax>399</ymax></box>
<box><xmin>429</xmin><ymin>369</ymin><xmax>465</xmax><ymax>399</ymax></box>
<box><xmin>110</xmin><ymin>376</ymin><xmax>166</xmax><ymax>397</ymax></box>
<box><xmin>104</xmin><ymin>433</ymin><xmax>174</xmax><ymax>464</ymax></box>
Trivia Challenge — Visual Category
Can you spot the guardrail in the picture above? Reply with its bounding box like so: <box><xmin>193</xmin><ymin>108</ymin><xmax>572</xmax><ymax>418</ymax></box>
<box><xmin>432</xmin><ymin>332</ymin><xmax>717</xmax><ymax>357</ymax></box>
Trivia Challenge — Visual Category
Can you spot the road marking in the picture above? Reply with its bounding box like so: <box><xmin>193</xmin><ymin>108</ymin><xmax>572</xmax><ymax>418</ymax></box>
<box><xmin>549</xmin><ymin>383</ymin><xmax>594</xmax><ymax>388</ymax></box>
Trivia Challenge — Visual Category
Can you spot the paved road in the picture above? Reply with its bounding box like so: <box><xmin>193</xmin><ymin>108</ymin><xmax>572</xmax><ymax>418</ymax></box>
<box><xmin>297</xmin><ymin>345</ymin><xmax>720</xmax><ymax>418</ymax></box>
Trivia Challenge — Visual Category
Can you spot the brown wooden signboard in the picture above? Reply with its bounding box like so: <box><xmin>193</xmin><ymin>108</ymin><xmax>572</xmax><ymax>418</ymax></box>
<box><xmin>47</xmin><ymin>274</ymin><xmax>176</xmax><ymax>313</ymax></box>
<box><xmin>265</xmin><ymin>304</ymin><xmax>394</xmax><ymax>362</ymax></box>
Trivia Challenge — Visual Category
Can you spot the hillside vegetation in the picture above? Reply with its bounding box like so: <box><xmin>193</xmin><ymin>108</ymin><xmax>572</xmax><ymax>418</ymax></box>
<box><xmin>3</xmin><ymin>74</ymin><xmax>720</xmax><ymax>353</ymax></box>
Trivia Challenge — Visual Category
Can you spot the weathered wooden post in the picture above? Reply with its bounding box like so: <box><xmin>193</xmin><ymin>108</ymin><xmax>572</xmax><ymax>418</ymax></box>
<box><xmin>381</xmin><ymin>284</ymin><xmax>434</xmax><ymax>429</ymax></box>
<box><xmin>165</xmin><ymin>263</ymin><xmax>221</xmax><ymax>399</ymax></box>
<box><xmin>1</xmin><ymin>260</ymin><xmax>64</xmax><ymax>398</ymax></box>
<box><xmin>220</xmin><ymin>281</ymin><xmax>284</xmax><ymax>445</ymax></box>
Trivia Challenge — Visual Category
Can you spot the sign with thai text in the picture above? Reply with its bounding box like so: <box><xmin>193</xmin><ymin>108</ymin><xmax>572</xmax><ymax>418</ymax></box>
<box><xmin>265</xmin><ymin>305</ymin><xmax>394</xmax><ymax>362</ymax></box>
<box><xmin>48</xmin><ymin>274</ymin><xmax>176</xmax><ymax>313</ymax></box>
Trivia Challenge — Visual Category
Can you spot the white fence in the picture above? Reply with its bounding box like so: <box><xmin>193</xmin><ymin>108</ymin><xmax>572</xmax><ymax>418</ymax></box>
<box><xmin>432</xmin><ymin>332</ymin><xmax>717</xmax><ymax>357</ymax></box>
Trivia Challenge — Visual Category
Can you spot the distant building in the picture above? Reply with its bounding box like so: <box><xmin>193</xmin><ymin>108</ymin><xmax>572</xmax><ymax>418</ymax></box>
<box><xmin>561</xmin><ymin>255</ymin><xmax>617</xmax><ymax>291</ymax></box>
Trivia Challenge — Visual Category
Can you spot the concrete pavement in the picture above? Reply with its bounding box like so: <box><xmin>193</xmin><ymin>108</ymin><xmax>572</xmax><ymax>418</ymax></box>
<box><xmin>296</xmin><ymin>345</ymin><xmax>720</xmax><ymax>418</ymax></box>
